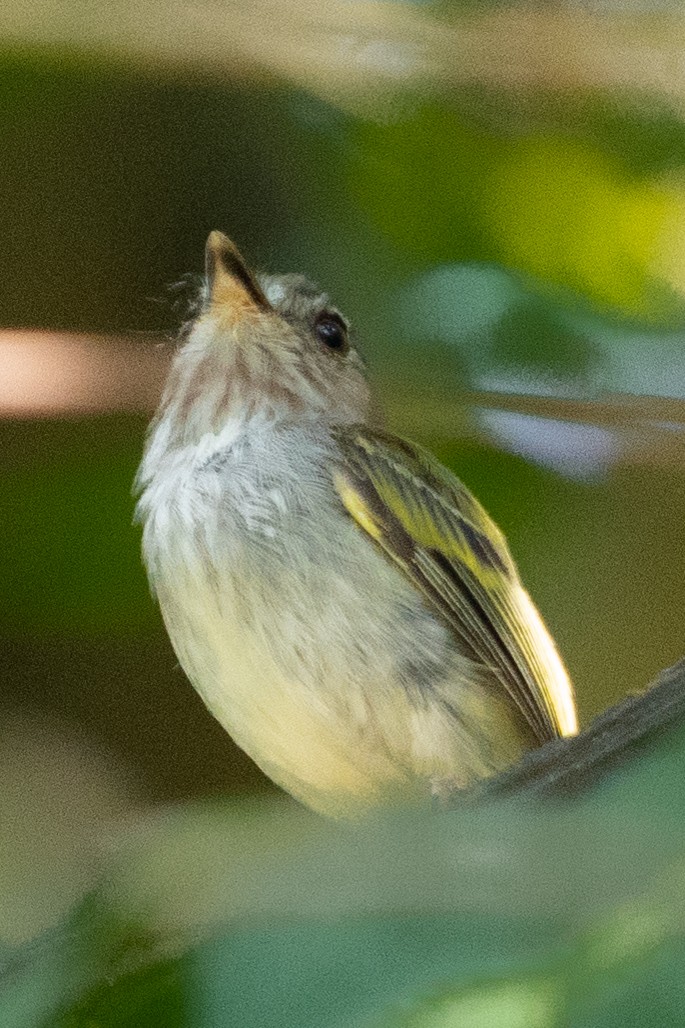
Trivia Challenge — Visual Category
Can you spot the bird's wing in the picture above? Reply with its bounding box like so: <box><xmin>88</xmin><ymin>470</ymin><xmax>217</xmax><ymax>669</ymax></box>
<box><xmin>332</xmin><ymin>427</ymin><xmax>577</xmax><ymax>743</ymax></box>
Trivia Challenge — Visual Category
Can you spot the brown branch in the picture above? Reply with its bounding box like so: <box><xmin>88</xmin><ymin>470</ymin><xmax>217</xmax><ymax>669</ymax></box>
<box><xmin>480</xmin><ymin>657</ymin><xmax>685</xmax><ymax>800</ymax></box>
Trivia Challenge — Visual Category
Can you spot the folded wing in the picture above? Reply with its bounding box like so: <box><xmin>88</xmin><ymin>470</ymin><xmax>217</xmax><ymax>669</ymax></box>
<box><xmin>333</xmin><ymin>427</ymin><xmax>577</xmax><ymax>744</ymax></box>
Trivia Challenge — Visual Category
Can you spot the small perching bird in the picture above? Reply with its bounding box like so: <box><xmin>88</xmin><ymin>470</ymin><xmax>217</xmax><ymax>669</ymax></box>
<box><xmin>135</xmin><ymin>232</ymin><xmax>577</xmax><ymax>818</ymax></box>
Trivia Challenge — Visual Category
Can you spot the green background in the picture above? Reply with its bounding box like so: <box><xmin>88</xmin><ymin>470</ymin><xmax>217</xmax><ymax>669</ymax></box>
<box><xmin>3</xmin><ymin>3</ymin><xmax>685</xmax><ymax>1022</ymax></box>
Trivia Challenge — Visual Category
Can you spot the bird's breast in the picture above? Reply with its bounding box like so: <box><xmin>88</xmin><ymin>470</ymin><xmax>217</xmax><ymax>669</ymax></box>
<box><xmin>139</xmin><ymin>425</ymin><xmax>522</xmax><ymax>815</ymax></box>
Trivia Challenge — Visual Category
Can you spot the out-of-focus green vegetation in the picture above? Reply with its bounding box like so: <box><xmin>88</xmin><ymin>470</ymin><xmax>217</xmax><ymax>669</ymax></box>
<box><xmin>4</xmin><ymin>702</ymin><xmax>685</xmax><ymax>1026</ymax></box>
<box><xmin>3</xmin><ymin>1</ymin><xmax>685</xmax><ymax>1023</ymax></box>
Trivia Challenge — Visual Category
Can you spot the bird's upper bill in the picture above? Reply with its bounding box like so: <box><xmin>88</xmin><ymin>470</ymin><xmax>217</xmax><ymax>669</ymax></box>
<box><xmin>204</xmin><ymin>230</ymin><xmax>273</xmax><ymax>326</ymax></box>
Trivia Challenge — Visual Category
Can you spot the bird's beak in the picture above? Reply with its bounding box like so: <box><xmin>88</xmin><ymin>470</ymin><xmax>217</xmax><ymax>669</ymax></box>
<box><xmin>204</xmin><ymin>231</ymin><xmax>271</xmax><ymax>320</ymax></box>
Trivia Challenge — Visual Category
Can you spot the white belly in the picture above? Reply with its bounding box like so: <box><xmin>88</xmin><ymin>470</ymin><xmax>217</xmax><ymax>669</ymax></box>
<box><xmin>140</xmin><ymin>424</ymin><xmax>518</xmax><ymax>816</ymax></box>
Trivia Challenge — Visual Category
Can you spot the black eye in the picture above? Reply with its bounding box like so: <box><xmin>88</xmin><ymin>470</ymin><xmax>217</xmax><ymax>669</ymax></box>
<box><xmin>315</xmin><ymin>314</ymin><xmax>348</xmax><ymax>353</ymax></box>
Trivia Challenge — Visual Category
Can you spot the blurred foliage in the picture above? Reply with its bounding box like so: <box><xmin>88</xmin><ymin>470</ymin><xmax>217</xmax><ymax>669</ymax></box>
<box><xmin>3</xmin><ymin>700</ymin><xmax>685</xmax><ymax>1026</ymax></box>
<box><xmin>489</xmin><ymin>301</ymin><xmax>596</xmax><ymax>382</ymax></box>
<box><xmin>3</xmin><ymin>7</ymin><xmax>685</xmax><ymax>1025</ymax></box>
<box><xmin>349</xmin><ymin>103</ymin><xmax>685</xmax><ymax>324</ymax></box>
<box><xmin>0</xmin><ymin>52</ymin><xmax>330</xmax><ymax>335</ymax></box>
<box><xmin>0</xmin><ymin>419</ymin><xmax>151</xmax><ymax>636</ymax></box>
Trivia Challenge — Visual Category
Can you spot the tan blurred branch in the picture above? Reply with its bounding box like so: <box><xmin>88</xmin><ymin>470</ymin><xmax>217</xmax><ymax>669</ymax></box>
<box><xmin>5</xmin><ymin>329</ymin><xmax>685</xmax><ymax>471</ymax></box>
<box><xmin>0</xmin><ymin>331</ymin><xmax>168</xmax><ymax>418</ymax></box>
<box><xmin>3</xmin><ymin>2</ymin><xmax>685</xmax><ymax>113</ymax></box>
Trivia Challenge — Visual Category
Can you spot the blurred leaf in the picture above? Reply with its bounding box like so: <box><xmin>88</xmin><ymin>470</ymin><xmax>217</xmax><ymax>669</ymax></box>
<box><xmin>51</xmin><ymin>958</ymin><xmax>186</xmax><ymax>1028</ymax></box>
<box><xmin>350</xmin><ymin>105</ymin><xmax>496</xmax><ymax>267</ymax></box>
<box><xmin>352</xmin><ymin>104</ymin><xmax>685</xmax><ymax>323</ymax></box>
<box><xmin>489</xmin><ymin>301</ymin><xmax>597</xmax><ymax>382</ymax></box>
<box><xmin>578</xmin><ymin>101</ymin><xmax>685</xmax><ymax>177</ymax></box>
<box><xmin>392</xmin><ymin>976</ymin><xmax>562</xmax><ymax>1028</ymax></box>
<box><xmin>486</xmin><ymin>134</ymin><xmax>682</xmax><ymax>321</ymax></box>
<box><xmin>2</xmin><ymin>696</ymin><xmax>685</xmax><ymax>1026</ymax></box>
<box><xmin>396</xmin><ymin>263</ymin><xmax>523</xmax><ymax>348</ymax></box>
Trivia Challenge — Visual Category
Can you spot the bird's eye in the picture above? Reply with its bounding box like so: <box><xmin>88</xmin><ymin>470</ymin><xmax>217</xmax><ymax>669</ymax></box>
<box><xmin>315</xmin><ymin>314</ymin><xmax>349</xmax><ymax>354</ymax></box>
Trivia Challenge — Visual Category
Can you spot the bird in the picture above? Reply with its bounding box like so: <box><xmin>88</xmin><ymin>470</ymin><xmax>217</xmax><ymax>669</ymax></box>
<box><xmin>135</xmin><ymin>231</ymin><xmax>578</xmax><ymax>818</ymax></box>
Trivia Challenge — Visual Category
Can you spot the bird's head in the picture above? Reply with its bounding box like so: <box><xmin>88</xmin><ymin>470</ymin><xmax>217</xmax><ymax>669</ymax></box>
<box><xmin>156</xmin><ymin>232</ymin><xmax>372</xmax><ymax>451</ymax></box>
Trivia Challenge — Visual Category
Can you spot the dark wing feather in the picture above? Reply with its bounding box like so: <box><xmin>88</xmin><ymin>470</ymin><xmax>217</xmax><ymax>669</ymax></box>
<box><xmin>332</xmin><ymin>427</ymin><xmax>576</xmax><ymax>744</ymax></box>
